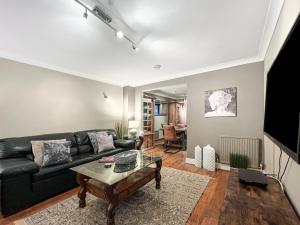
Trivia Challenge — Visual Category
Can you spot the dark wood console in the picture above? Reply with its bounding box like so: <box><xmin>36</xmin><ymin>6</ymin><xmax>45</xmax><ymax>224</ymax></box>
<box><xmin>218</xmin><ymin>170</ymin><xmax>299</xmax><ymax>225</ymax></box>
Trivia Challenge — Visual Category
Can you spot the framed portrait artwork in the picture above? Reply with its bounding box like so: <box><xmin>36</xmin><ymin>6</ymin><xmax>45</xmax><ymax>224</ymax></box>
<box><xmin>205</xmin><ymin>87</ymin><xmax>237</xmax><ymax>117</ymax></box>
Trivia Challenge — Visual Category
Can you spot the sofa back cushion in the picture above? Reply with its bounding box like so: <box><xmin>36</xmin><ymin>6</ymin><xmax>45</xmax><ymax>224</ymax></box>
<box><xmin>78</xmin><ymin>145</ymin><xmax>92</xmax><ymax>154</ymax></box>
<box><xmin>0</xmin><ymin>133</ymin><xmax>76</xmax><ymax>159</ymax></box>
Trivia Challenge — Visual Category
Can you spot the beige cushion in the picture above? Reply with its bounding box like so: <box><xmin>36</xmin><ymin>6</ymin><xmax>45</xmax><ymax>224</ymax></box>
<box><xmin>31</xmin><ymin>139</ymin><xmax>66</xmax><ymax>166</ymax></box>
<box><xmin>96</xmin><ymin>134</ymin><xmax>115</xmax><ymax>152</ymax></box>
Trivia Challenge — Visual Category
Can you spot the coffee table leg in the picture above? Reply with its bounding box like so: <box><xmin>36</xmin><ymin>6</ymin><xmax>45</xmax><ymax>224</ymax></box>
<box><xmin>155</xmin><ymin>158</ymin><xmax>162</xmax><ymax>189</ymax></box>
<box><xmin>107</xmin><ymin>203</ymin><xmax>117</xmax><ymax>225</ymax></box>
<box><xmin>105</xmin><ymin>184</ymin><xmax>118</xmax><ymax>225</ymax></box>
<box><xmin>77</xmin><ymin>173</ymin><xmax>88</xmax><ymax>208</ymax></box>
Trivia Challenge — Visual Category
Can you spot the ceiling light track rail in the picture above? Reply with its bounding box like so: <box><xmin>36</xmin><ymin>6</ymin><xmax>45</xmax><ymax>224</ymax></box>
<box><xmin>74</xmin><ymin>0</ymin><xmax>137</xmax><ymax>49</ymax></box>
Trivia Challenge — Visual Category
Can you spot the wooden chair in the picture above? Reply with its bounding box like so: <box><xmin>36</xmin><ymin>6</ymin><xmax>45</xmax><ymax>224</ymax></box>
<box><xmin>163</xmin><ymin>125</ymin><xmax>183</xmax><ymax>153</ymax></box>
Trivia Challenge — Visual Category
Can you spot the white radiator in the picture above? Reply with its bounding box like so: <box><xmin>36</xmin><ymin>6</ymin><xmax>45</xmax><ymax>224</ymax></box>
<box><xmin>219</xmin><ymin>136</ymin><xmax>261</xmax><ymax>168</ymax></box>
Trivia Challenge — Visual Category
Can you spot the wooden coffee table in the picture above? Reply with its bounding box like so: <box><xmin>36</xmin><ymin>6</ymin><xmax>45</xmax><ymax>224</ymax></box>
<box><xmin>71</xmin><ymin>151</ymin><xmax>162</xmax><ymax>225</ymax></box>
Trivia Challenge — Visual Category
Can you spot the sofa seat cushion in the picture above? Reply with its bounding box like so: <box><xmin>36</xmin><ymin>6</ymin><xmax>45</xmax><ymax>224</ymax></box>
<box><xmin>89</xmin><ymin>148</ymin><xmax>128</xmax><ymax>160</ymax></box>
<box><xmin>33</xmin><ymin>153</ymin><xmax>95</xmax><ymax>182</ymax></box>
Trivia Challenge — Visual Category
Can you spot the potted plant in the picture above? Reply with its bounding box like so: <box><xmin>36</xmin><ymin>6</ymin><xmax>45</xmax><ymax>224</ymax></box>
<box><xmin>115</xmin><ymin>121</ymin><xmax>128</xmax><ymax>140</ymax></box>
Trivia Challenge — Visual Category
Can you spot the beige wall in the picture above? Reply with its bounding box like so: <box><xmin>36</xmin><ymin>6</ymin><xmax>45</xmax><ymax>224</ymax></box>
<box><xmin>0</xmin><ymin>58</ymin><xmax>123</xmax><ymax>138</ymax></box>
<box><xmin>264</xmin><ymin>0</ymin><xmax>300</xmax><ymax>214</ymax></box>
<box><xmin>135</xmin><ymin>62</ymin><xmax>264</xmax><ymax>159</ymax></box>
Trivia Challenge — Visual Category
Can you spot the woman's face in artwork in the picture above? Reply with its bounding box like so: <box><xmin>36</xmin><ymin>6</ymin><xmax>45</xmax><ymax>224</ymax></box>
<box><xmin>208</xmin><ymin>90</ymin><xmax>232</xmax><ymax>111</ymax></box>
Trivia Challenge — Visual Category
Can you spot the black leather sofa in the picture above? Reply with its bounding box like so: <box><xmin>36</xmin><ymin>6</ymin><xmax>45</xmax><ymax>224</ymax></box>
<box><xmin>0</xmin><ymin>129</ymin><xmax>135</xmax><ymax>216</ymax></box>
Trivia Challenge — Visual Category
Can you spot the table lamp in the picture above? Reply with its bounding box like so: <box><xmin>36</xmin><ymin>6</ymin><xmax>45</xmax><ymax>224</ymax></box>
<box><xmin>128</xmin><ymin>120</ymin><xmax>139</xmax><ymax>138</ymax></box>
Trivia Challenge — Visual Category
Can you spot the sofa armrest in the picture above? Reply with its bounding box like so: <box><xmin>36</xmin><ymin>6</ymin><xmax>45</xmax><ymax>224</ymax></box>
<box><xmin>0</xmin><ymin>158</ymin><xmax>40</xmax><ymax>179</ymax></box>
<box><xmin>114</xmin><ymin>139</ymin><xmax>135</xmax><ymax>150</ymax></box>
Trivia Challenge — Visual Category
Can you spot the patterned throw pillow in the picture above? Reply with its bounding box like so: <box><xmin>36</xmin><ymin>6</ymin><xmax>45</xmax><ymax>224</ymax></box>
<box><xmin>31</xmin><ymin>139</ymin><xmax>66</xmax><ymax>166</ymax></box>
<box><xmin>88</xmin><ymin>132</ymin><xmax>107</xmax><ymax>152</ymax></box>
<box><xmin>96</xmin><ymin>134</ymin><xmax>115</xmax><ymax>152</ymax></box>
<box><xmin>41</xmin><ymin>141</ymin><xmax>72</xmax><ymax>167</ymax></box>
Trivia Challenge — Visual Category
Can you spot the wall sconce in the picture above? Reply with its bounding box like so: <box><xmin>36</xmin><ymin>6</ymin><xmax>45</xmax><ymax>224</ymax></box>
<box><xmin>103</xmin><ymin>92</ymin><xmax>108</xmax><ymax>99</ymax></box>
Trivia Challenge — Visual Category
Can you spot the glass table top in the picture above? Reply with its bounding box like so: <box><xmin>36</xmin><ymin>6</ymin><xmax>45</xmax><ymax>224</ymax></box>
<box><xmin>71</xmin><ymin>150</ymin><xmax>164</xmax><ymax>186</ymax></box>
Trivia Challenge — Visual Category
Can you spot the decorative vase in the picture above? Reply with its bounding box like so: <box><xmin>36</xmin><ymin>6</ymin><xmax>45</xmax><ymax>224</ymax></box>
<box><xmin>203</xmin><ymin>144</ymin><xmax>216</xmax><ymax>171</ymax></box>
<box><xmin>195</xmin><ymin>145</ymin><xmax>202</xmax><ymax>168</ymax></box>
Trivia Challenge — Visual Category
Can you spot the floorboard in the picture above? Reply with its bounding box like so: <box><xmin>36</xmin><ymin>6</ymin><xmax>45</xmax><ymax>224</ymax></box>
<box><xmin>0</xmin><ymin>144</ymin><xmax>229</xmax><ymax>225</ymax></box>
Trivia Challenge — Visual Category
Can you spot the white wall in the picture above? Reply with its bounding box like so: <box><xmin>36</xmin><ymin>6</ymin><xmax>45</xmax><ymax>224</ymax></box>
<box><xmin>0</xmin><ymin>58</ymin><xmax>123</xmax><ymax>138</ymax></box>
<box><xmin>264</xmin><ymin>0</ymin><xmax>300</xmax><ymax>214</ymax></box>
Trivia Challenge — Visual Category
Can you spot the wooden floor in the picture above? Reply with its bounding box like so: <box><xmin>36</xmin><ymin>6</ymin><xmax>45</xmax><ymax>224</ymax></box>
<box><xmin>0</xmin><ymin>144</ymin><xmax>229</xmax><ymax>225</ymax></box>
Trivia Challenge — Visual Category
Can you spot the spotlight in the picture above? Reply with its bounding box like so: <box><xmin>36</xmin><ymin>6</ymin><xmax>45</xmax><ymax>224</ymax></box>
<box><xmin>132</xmin><ymin>44</ymin><xmax>139</xmax><ymax>52</ymax></box>
<box><xmin>83</xmin><ymin>8</ymin><xmax>88</xmax><ymax>19</ymax></box>
<box><xmin>116</xmin><ymin>31</ymin><xmax>124</xmax><ymax>39</ymax></box>
<box><xmin>74</xmin><ymin>1</ymin><xmax>137</xmax><ymax>49</ymax></box>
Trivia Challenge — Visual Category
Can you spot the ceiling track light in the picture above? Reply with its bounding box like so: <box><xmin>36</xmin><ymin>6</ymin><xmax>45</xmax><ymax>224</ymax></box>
<box><xmin>74</xmin><ymin>0</ymin><xmax>138</xmax><ymax>51</ymax></box>
<box><xmin>116</xmin><ymin>31</ymin><xmax>124</xmax><ymax>39</ymax></box>
<box><xmin>132</xmin><ymin>44</ymin><xmax>139</xmax><ymax>51</ymax></box>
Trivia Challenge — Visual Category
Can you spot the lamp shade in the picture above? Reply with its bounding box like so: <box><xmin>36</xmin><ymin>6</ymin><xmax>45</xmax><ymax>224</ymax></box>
<box><xmin>128</xmin><ymin>120</ymin><xmax>139</xmax><ymax>129</ymax></box>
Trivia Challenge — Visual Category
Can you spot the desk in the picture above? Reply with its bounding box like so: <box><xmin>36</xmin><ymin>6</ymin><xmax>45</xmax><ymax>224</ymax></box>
<box><xmin>218</xmin><ymin>170</ymin><xmax>299</xmax><ymax>225</ymax></box>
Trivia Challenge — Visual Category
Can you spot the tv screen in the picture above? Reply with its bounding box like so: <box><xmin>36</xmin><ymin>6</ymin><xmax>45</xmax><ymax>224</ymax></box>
<box><xmin>264</xmin><ymin>14</ymin><xmax>300</xmax><ymax>163</ymax></box>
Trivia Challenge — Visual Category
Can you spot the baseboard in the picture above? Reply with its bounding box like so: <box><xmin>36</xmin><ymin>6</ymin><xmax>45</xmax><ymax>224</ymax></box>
<box><xmin>185</xmin><ymin>158</ymin><xmax>196</xmax><ymax>165</ymax></box>
<box><xmin>185</xmin><ymin>158</ymin><xmax>231</xmax><ymax>171</ymax></box>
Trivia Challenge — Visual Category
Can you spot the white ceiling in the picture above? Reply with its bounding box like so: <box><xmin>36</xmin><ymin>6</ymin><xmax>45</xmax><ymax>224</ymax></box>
<box><xmin>0</xmin><ymin>0</ymin><xmax>284</xmax><ymax>87</ymax></box>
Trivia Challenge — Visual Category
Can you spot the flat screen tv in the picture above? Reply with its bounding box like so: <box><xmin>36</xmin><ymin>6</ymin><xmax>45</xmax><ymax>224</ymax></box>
<box><xmin>264</xmin><ymin>14</ymin><xmax>300</xmax><ymax>163</ymax></box>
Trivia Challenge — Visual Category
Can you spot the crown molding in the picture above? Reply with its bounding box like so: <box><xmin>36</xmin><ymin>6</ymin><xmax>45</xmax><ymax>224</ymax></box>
<box><xmin>132</xmin><ymin>56</ymin><xmax>263</xmax><ymax>87</ymax></box>
<box><xmin>257</xmin><ymin>0</ymin><xmax>285</xmax><ymax>59</ymax></box>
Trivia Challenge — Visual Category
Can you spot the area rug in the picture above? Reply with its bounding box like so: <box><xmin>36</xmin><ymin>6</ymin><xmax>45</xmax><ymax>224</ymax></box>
<box><xmin>16</xmin><ymin>168</ymin><xmax>210</xmax><ymax>225</ymax></box>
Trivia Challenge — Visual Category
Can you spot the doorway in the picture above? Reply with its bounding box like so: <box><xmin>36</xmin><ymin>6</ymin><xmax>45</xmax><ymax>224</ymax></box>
<box><xmin>142</xmin><ymin>84</ymin><xmax>187</xmax><ymax>150</ymax></box>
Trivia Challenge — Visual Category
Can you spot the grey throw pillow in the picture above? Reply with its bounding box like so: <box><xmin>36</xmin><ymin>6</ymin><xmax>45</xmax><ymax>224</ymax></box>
<box><xmin>42</xmin><ymin>141</ymin><xmax>72</xmax><ymax>167</ymax></box>
<box><xmin>88</xmin><ymin>132</ymin><xmax>107</xmax><ymax>152</ymax></box>
<box><xmin>31</xmin><ymin>139</ymin><xmax>67</xmax><ymax>166</ymax></box>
